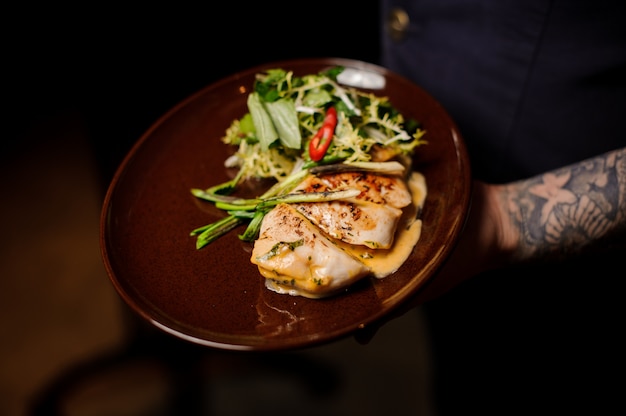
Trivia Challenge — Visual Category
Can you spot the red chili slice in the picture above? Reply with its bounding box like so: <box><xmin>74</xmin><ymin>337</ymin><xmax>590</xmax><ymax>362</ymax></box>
<box><xmin>308</xmin><ymin>106</ymin><xmax>337</xmax><ymax>162</ymax></box>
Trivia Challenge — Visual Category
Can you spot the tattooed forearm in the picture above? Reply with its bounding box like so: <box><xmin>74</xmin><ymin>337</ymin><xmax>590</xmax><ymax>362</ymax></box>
<box><xmin>502</xmin><ymin>147</ymin><xmax>626</xmax><ymax>262</ymax></box>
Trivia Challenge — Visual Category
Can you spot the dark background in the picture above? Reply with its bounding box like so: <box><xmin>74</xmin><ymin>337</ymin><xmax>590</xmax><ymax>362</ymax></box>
<box><xmin>7</xmin><ymin>4</ymin><xmax>381</xmax><ymax>188</ymax></box>
<box><xmin>6</xmin><ymin>5</ymin><xmax>625</xmax><ymax>414</ymax></box>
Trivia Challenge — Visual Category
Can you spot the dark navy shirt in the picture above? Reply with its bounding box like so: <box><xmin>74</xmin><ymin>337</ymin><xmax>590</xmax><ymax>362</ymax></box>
<box><xmin>378</xmin><ymin>3</ymin><xmax>625</xmax><ymax>413</ymax></box>
<box><xmin>380</xmin><ymin>0</ymin><xmax>626</xmax><ymax>183</ymax></box>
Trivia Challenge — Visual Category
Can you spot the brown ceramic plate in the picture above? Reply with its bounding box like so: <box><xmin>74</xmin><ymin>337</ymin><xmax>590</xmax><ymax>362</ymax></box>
<box><xmin>100</xmin><ymin>58</ymin><xmax>470</xmax><ymax>351</ymax></box>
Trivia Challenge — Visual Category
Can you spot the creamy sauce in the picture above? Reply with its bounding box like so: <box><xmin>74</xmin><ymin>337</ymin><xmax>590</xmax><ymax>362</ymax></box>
<box><xmin>339</xmin><ymin>172</ymin><xmax>426</xmax><ymax>278</ymax></box>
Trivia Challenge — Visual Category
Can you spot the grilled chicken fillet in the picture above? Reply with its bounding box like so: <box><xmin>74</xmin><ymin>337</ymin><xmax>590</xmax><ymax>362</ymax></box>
<box><xmin>292</xmin><ymin>171</ymin><xmax>412</xmax><ymax>208</ymax></box>
<box><xmin>250</xmin><ymin>169</ymin><xmax>426</xmax><ymax>298</ymax></box>
<box><xmin>291</xmin><ymin>171</ymin><xmax>412</xmax><ymax>249</ymax></box>
<box><xmin>251</xmin><ymin>202</ymin><xmax>371</xmax><ymax>298</ymax></box>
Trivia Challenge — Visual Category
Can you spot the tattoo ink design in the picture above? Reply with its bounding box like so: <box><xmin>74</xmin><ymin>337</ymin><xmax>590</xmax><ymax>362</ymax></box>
<box><xmin>506</xmin><ymin>148</ymin><xmax>626</xmax><ymax>260</ymax></box>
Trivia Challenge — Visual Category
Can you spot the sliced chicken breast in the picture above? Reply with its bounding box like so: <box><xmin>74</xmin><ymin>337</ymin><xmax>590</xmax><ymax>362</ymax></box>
<box><xmin>290</xmin><ymin>171</ymin><xmax>411</xmax><ymax>248</ymax></box>
<box><xmin>292</xmin><ymin>171</ymin><xmax>412</xmax><ymax>209</ymax></box>
<box><xmin>293</xmin><ymin>199</ymin><xmax>403</xmax><ymax>249</ymax></box>
<box><xmin>251</xmin><ymin>203</ymin><xmax>371</xmax><ymax>298</ymax></box>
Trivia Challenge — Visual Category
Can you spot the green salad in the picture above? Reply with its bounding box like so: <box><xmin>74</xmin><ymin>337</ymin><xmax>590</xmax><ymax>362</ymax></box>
<box><xmin>190</xmin><ymin>66</ymin><xmax>427</xmax><ymax>249</ymax></box>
